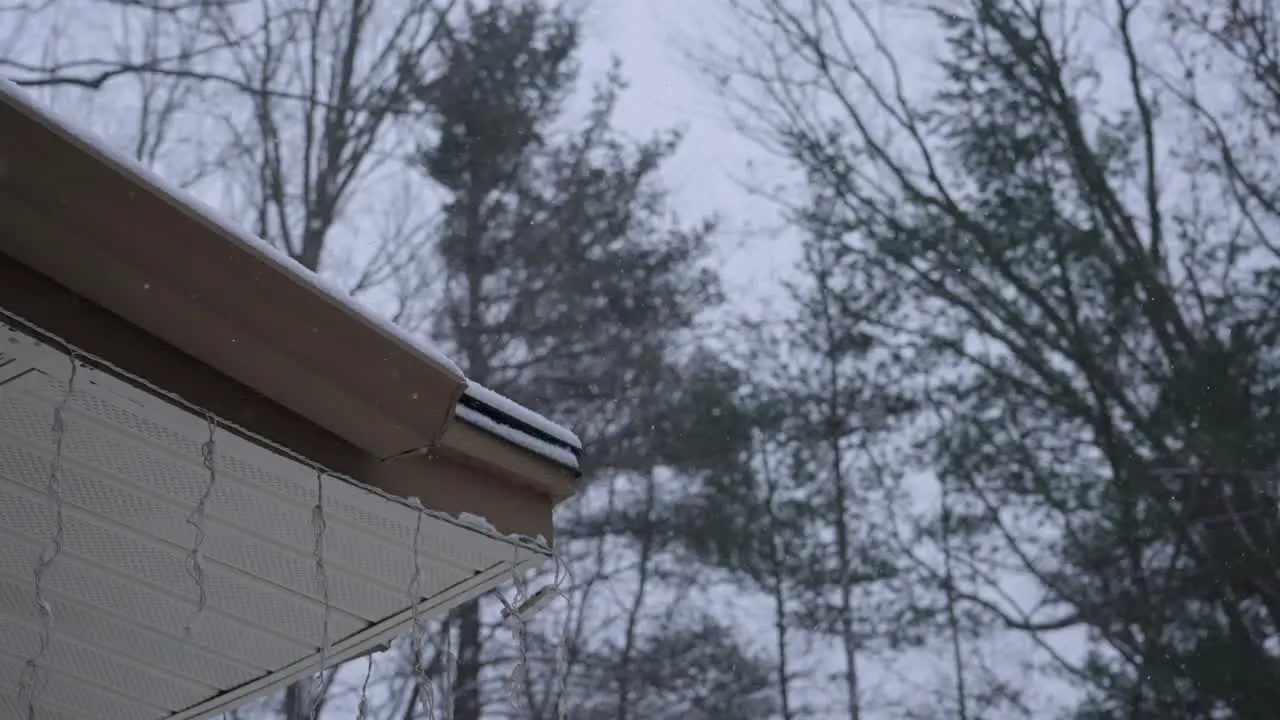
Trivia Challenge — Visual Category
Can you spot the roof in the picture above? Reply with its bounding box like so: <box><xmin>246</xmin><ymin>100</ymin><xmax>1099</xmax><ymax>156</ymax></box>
<box><xmin>0</xmin><ymin>80</ymin><xmax>581</xmax><ymax>478</ymax></box>
<box><xmin>0</xmin><ymin>78</ymin><xmax>582</xmax><ymax>717</ymax></box>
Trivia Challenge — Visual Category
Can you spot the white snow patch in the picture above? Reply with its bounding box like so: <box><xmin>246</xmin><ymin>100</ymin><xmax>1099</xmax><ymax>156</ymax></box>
<box><xmin>465</xmin><ymin>382</ymin><xmax>581</xmax><ymax>450</ymax></box>
<box><xmin>457</xmin><ymin>511</ymin><xmax>498</xmax><ymax>533</ymax></box>
<box><xmin>455</xmin><ymin>405</ymin><xmax>581</xmax><ymax>471</ymax></box>
<box><xmin>387</xmin><ymin>493</ymin><xmax>554</xmax><ymax>553</ymax></box>
<box><xmin>425</xmin><ymin>506</ymin><xmax>550</xmax><ymax>551</ymax></box>
<box><xmin>0</xmin><ymin>79</ymin><xmax>463</xmax><ymax>379</ymax></box>
<box><xmin>457</xmin><ymin>511</ymin><xmax>552</xmax><ymax>550</ymax></box>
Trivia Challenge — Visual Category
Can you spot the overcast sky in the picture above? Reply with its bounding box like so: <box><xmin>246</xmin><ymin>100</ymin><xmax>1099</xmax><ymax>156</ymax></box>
<box><xmin>578</xmin><ymin>0</ymin><xmax>800</xmax><ymax>313</ymax></box>
<box><xmin>573</xmin><ymin>7</ymin><xmax>1093</xmax><ymax>713</ymax></box>
<box><xmin>2</xmin><ymin>2</ymin><xmax>1096</xmax><ymax>713</ymax></box>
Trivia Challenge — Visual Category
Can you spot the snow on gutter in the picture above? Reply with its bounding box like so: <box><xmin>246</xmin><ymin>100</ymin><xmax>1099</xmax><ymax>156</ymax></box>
<box><xmin>459</xmin><ymin>383</ymin><xmax>582</xmax><ymax>472</ymax></box>
<box><xmin>454</xmin><ymin>405</ymin><xmax>580</xmax><ymax>472</ymax></box>
<box><xmin>463</xmin><ymin>383</ymin><xmax>582</xmax><ymax>450</ymax></box>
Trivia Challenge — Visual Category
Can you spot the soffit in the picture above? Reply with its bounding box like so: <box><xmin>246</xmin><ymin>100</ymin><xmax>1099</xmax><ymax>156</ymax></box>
<box><xmin>0</xmin><ymin>320</ymin><xmax>548</xmax><ymax>720</ymax></box>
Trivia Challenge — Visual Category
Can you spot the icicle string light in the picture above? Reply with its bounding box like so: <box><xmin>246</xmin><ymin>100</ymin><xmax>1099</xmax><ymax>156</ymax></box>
<box><xmin>356</xmin><ymin>654</ymin><xmax>374</xmax><ymax>720</ymax></box>
<box><xmin>310</xmin><ymin>470</ymin><xmax>331</xmax><ymax>720</ymax></box>
<box><xmin>505</xmin><ymin>549</ymin><xmax>531</xmax><ymax>715</ymax></box>
<box><xmin>0</xmin><ymin>311</ymin><xmax>566</xmax><ymax>719</ymax></box>
<box><xmin>497</xmin><ymin>545</ymin><xmax>574</xmax><ymax>718</ymax></box>
<box><xmin>1</xmin><ymin>305</ymin><xmax>551</xmax><ymax>557</ymax></box>
<box><xmin>183</xmin><ymin>412</ymin><xmax>218</xmax><ymax>636</ymax></box>
<box><xmin>552</xmin><ymin>551</ymin><xmax>572</xmax><ymax>720</ymax></box>
<box><xmin>407</xmin><ymin>504</ymin><xmax>437</xmax><ymax>717</ymax></box>
<box><xmin>18</xmin><ymin>353</ymin><xmax>77</xmax><ymax>720</ymax></box>
<box><xmin>500</xmin><ymin>549</ymin><xmax>568</xmax><ymax>625</ymax></box>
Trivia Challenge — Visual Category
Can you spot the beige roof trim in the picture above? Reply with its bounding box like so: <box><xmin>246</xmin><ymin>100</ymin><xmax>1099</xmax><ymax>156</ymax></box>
<box><xmin>0</xmin><ymin>82</ymin><xmax>465</xmax><ymax>460</ymax></box>
<box><xmin>438</xmin><ymin>418</ymin><xmax>578</xmax><ymax>500</ymax></box>
<box><xmin>0</xmin><ymin>82</ymin><xmax>582</xmax><ymax>494</ymax></box>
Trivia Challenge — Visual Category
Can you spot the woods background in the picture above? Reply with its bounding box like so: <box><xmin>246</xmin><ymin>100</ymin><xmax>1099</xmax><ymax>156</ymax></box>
<box><xmin>4</xmin><ymin>0</ymin><xmax>1279</xmax><ymax>718</ymax></box>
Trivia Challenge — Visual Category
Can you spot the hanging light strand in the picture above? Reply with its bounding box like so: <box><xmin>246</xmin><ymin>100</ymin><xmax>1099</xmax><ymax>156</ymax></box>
<box><xmin>183</xmin><ymin>412</ymin><xmax>218</xmax><ymax>637</ymax></box>
<box><xmin>19</xmin><ymin>353</ymin><xmax>78</xmax><ymax>720</ymax></box>
<box><xmin>0</xmin><ymin>312</ymin><xmax>564</xmax><ymax>720</ymax></box>
<box><xmin>552</xmin><ymin>550</ymin><xmax>572</xmax><ymax>720</ymax></box>
<box><xmin>500</xmin><ymin>548</ymin><xmax>532</xmax><ymax>717</ymax></box>
<box><xmin>407</xmin><ymin>504</ymin><xmax>437</xmax><ymax>717</ymax></box>
<box><xmin>356</xmin><ymin>653</ymin><xmax>375</xmax><ymax>720</ymax></box>
<box><xmin>0</xmin><ymin>305</ymin><xmax>550</xmax><ymax>557</ymax></box>
<box><xmin>497</xmin><ymin>544</ymin><xmax>573</xmax><ymax>719</ymax></box>
<box><xmin>310</xmin><ymin>470</ymin><xmax>331</xmax><ymax>720</ymax></box>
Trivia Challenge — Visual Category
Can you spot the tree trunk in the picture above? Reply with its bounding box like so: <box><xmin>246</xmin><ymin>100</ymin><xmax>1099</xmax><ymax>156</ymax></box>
<box><xmin>761</xmin><ymin>440</ymin><xmax>795</xmax><ymax>720</ymax></box>
<box><xmin>816</xmin><ymin>249</ymin><xmax>861</xmax><ymax>720</ymax></box>
<box><xmin>454</xmin><ymin>601</ymin><xmax>483</xmax><ymax>720</ymax></box>
<box><xmin>617</xmin><ymin>471</ymin><xmax>658</xmax><ymax>720</ymax></box>
<box><xmin>283</xmin><ymin>683</ymin><xmax>307</xmax><ymax>720</ymax></box>
<box><xmin>940</xmin><ymin>478</ymin><xmax>970</xmax><ymax>720</ymax></box>
<box><xmin>832</xmin><ymin>466</ymin><xmax>862</xmax><ymax>720</ymax></box>
<box><xmin>452</xmin><ymin>150</ymin><xmax>491</xmax><ymax>720</ymax></box>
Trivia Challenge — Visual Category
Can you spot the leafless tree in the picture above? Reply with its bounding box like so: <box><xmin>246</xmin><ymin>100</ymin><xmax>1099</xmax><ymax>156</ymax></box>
<box><xmin>697</xmin><ymin>0</ymin><xmax>1280</xmax><ymax>714</ymax></box>
<box><xmin>199</xmin><ymin>0</ymin><xmax>455</xmax><ymax>271</ymax></box>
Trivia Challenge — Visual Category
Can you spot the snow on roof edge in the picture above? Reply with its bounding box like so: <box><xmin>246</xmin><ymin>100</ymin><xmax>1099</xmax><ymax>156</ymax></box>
<box><xmin>0</xmin><ymin>79</ymin><xmax>464</xmax><ymax>380</ymax></box>
<box><xmin>455</xmin><ymin>405</ymin><xmax>580</xmax><ymax>472</ymax></box>
<box><xmin>464</xmin><ymin>382</ymin><xmax>582</xmax><ymax>451</ymax></box>
<box><xmin>1</xmin><ymin>80</ymin><xmax>591</xmax><ymax>465</ymax></box>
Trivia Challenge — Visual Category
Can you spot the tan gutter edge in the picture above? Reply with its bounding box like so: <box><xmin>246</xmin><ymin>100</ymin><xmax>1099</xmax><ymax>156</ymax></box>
<box><xmin>0</xmin><ymin>82</ymin><xmax>464</xmax><ymax>383</ymax></box>
<box><xmin>435</xmin><ymin>419</ymin><xmax>579</xmax><ymax>502</ymax></box>
<box><xmin>0</xmin><ymin>85</ymin><xmax>465</xmax><ymax>459</ymax></box>
<box><xmin>2</xmin><ymin>83</ymin><xmax>582</xmax><ymax>501</ymax></box>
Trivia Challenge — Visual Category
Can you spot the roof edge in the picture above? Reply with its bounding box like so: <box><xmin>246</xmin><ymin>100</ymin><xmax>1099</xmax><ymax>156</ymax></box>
<box><xmin>0</xmin><ymin>80</ymin><xmax>464</xmax><ymax>382</ymax></box>
<box><xmin>1</xmin><ymin>80</ymin><xmax>587</xmax><ymax>486</ymax></box>
<box><xmin>0</xmin><ymin>81</ymin><xmax>467</xmax><ymax>458</ymax></box>
<box><xmin>462</xmin><ymin>382</ymin><xmax>582</xmax><ymax>450</ymax></box>
<box><xmin>454</xmin><ymin>404</ymin><xmax>580</xmax><ymax>474</ymax></box>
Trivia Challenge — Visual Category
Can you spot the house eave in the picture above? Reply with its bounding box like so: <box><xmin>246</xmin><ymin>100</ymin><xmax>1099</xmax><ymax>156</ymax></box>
<box><xmin>0</xmin><ymin>81</ymin><xmax>584</xmax><ymax>505</ymax></box>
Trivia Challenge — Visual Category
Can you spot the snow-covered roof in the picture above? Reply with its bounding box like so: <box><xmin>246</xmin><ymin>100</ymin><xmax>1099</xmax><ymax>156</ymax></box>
<box><xmin>463</xmin><ymin>383</ymin><xmax>583</xmax><ymax>450</ymax></box>
<box><xmin>0</xmin><ymin>79</ymin><xmax>460</xmax><ymax>378</ymax></box>
<box><xmin>0</xmin><ymin>79</ymin><xmax>582</xmax><ymax>473</ymax></box>
<box><xmin>455</xmin><ymin>405</ymin><xmax>580</xmax><ymax>472</ymax></box>
<box><xmin>456</xmin><ymin>383</ymin><xmax>582</xmax><ymax>473</ymax></box>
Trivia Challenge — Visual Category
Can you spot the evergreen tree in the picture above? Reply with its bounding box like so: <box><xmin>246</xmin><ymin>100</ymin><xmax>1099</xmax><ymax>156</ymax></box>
<box><xmin>400</xmin><ymin>1</ymin><xmax>762</xmax><ymax>716</ymax></box>
<box><xmin>664</xmin><ymin>210</ymin><xmax>925</xmax><ymax>719</ymax></box>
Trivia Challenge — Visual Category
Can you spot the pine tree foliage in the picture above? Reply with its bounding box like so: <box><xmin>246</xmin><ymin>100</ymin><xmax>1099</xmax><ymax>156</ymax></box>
<box><xmin>400</xmin><ymin>1</ymin><xmax>766</xmax><ymax>717</ymax></box>
<box><xmin>406</xmin><ymin>0</ymin><xmax>719</xmax><ymax>465</ymax></box>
